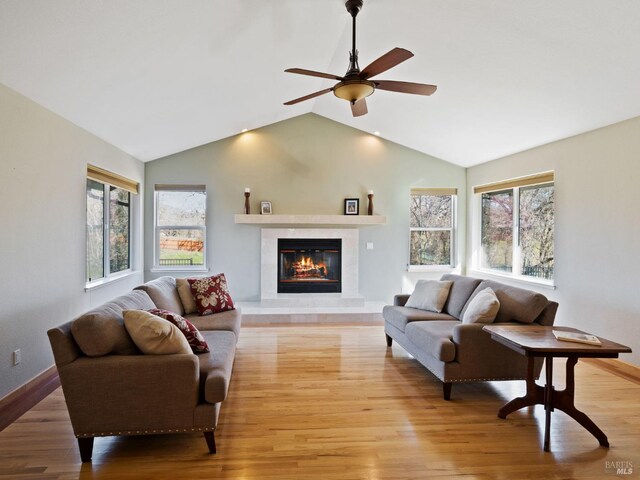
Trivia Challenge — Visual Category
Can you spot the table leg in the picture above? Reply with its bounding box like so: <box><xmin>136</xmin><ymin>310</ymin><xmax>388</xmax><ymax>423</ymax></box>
<box><xmin>543</xmin><ymin>356</ymin><xmax>554</xmax><ymax>452</ymax></box>
<box><xmin>498</xmin><ymin>356</ymin><xmax>544</xmax><ymax>419</ymax></box>
<box><xmin>552</xmin><ymin>356</ymin><xmax>610</xmax><ymax>447</ymax></box>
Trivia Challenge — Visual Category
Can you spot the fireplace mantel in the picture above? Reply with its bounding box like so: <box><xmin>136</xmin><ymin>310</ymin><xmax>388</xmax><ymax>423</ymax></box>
<box><xmin>235</xmin><ymin>214</ymin><xmax>386</xmax><ymax>226</ymax></box>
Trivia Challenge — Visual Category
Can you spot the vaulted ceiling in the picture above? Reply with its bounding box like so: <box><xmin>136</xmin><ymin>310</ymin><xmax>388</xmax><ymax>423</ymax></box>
<box><xmin>2</xmin><ymin>1</ymin><xmax>640</xmax><ymax>167</ymax></box>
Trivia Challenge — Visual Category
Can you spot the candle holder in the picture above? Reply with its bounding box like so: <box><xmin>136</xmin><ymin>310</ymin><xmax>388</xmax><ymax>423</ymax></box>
<box><xmin>244</xmin><ymin>191</ymin><xmax>251</xmax><ymax>214</ymax></box>
<box><xmin>367</xmin><ymin>192</ymin><xmax>374</xmax><ymax>215</ymax></box>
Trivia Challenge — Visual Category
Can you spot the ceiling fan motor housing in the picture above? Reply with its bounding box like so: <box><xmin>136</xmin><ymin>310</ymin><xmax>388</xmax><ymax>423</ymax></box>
<box><xmin>345</xmin><ymin>0</ymin><xmax>363</xmax><ymax>17</ymax></box>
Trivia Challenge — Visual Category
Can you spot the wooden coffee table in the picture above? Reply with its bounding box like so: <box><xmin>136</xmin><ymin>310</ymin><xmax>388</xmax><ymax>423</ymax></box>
<box><xmin>483</xmin><ymin>325</ymin><xmax>632</xmax><ymax>452</ymax></box>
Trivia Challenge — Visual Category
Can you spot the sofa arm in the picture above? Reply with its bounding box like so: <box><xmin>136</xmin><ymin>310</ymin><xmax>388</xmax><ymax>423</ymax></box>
<box><xmin>451</xmin><ymin>323</ymin><xmax>539</xmax><ymax>378</ymax></box>
<box><xmin>452</xmin><ymin>323</ymin><xmax>497</xmax><ymax>359</ymax></box>
<box><xmin>393</xmin><ymin>294</ymin><xmax>410</xmax><ymax>307</ymax></box>
<box><xmin>58</xmin><ymin>354</ymin><xmax>201</xmax><ymax>436</ymax></box>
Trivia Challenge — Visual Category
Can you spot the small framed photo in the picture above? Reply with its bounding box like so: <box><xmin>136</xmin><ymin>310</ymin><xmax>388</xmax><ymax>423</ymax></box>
<box><xmin>260</xmin><ymin>201</ymin><xmax>272</xmax><ymax>215</ymax></box>
<box><xmin>344</xmin><ymin>198</ymin><xmax>359</xmax><ymax>215</ymax></box>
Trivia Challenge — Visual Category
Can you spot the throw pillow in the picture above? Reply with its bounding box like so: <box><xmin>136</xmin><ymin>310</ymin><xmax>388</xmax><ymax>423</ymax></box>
<box><xmin>123</xmin><ymin>310</ymin><xmax>192</xmax><ymax>355</ymax></box>
<box><xmin>148</xmin><ymin>308</ymin><xmax>210</xmax><ymax>353</ymax></box>
<box><xmin>176</xmin><ymin>278</ymin><xmax>198</xmax><ymax>315</ymax></box>
<box><xmin>188</xmin><ymin>274</ymin><xmax>235</xmax><ymax>316</ymax></box>
<box><xmin>461</xmin><ymin>287</ymin><xmax>500</xmax><ymax>324</ymax></box>
<box><xmin>405</xmin><ymin>280</ymin><xmax>453</xmax><ymax>313</ymax></box>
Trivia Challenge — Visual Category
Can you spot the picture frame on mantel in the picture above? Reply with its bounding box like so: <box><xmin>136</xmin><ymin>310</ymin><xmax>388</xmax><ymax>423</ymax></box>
<box><xmin>344</xmin><ymin>198</ymin><xmax>359</xmax><ymax>215</ymax></box>
<box><xmin>260</xmin><ymin>201</ymin><xmax>272</xmax><ymax>215</ymax></box>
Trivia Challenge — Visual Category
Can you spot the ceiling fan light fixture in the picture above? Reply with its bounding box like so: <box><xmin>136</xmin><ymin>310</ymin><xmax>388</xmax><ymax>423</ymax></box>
<box><xmin>333</xmin><ymin>79</ymin><xmax>375</xmax><ymax>103</ymax></box>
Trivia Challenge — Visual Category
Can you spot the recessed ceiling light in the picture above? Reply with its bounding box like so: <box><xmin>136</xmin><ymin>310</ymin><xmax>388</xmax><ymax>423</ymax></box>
<box><xmin>373</xmin><ymin>131</ymin><xmax>380</xmax><ymax>136</ymax></box>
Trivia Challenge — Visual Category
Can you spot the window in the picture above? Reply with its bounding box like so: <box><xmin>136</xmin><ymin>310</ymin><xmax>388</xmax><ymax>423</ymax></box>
<box><xmin>86</xmin><ymin>165</ymin><xmax>138</xmax><ymax>284</ymax></box>
<box><xmin>476</xmin><ymin>172</ymin><xmax>554</xmax><ymax>281</ymax></box>
<box><xmin>409</xmin><ymin>188</ymin><xmax>457</xmax><ymax>269</ymax></box>
<box><xmin>155</xmin><ymin>185</ymin><xmax>206</xmax><ymax>269</ymax></box>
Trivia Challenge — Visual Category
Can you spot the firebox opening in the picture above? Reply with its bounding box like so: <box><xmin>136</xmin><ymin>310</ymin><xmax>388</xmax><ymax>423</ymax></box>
<box><xmin>278</xmin><ymin>238</ymin><xmax>342</xmax><ymax>293</ymax></box>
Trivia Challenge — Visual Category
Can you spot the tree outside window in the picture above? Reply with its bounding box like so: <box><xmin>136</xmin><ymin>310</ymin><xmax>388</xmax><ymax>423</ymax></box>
<box><xmin>480</xmin><ymin>178</ymin><xmax>554</xmax><ymax>281</ymax></box>
<box><xmin>155</xmin><ymin>186</ymin><xmax>206</xmax><ymax>268</ymax></box>
<box><xmin>409</xmin><ymin>189</ymin><xmax>456</xmax><ymax>268</ymax></box>
<box><xmin>86</xmin><ymin>178</ymin><xmax>131</xmax><ymax>283</ymax></box>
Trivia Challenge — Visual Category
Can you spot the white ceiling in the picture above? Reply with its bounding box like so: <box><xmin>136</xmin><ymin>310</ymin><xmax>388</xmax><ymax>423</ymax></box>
<box><xmin>2</xmin><ymin>0</ymin><xmax>640</xmax><ymax>167</ymax></box>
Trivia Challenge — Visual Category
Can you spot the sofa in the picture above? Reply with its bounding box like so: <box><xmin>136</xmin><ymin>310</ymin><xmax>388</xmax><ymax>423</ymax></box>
<box><xmin>383</xmin><ymin>274</ymin><xmax>558</xmax><ymax>400</ymax></box>
<box><xmin>47</xmin><ymin>276</ymin><xmax>241</xmax><ymax>462</ymax></box>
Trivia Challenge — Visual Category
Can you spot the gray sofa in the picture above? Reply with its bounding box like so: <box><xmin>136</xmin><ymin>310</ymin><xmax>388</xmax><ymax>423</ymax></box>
<box><xmin>383</xmin><ymin>274</ymin><xmax>558</xmax><ymax>400</ymax></box>
<box><xmin>47</xmin><ymin>276</ymin><xmax>241</xmax><ymax>462</ymax></box>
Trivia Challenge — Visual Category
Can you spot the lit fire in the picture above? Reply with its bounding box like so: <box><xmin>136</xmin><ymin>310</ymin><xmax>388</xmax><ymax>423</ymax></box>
<box><xmin>290</xmin><ymin>257</ymin><xmax>327</xmax><ymax>279</ymax></box>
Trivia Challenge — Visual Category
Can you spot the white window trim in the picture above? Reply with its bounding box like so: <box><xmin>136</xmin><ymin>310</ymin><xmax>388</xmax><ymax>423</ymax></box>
<box><xmin>408</xmin><ymin>194</ymin><xmax>457</xmax><ymax>271</ymax></box>
<box><xmin>85</xmin><ymin>180</ymin><xmax>133</xmax><ymax>289</ymax></box>
<box><xmin>468</xmin><ymin>268</ymin><xmax>556</xmax><ymax>290</ymax></box>
<box><xmin>153</xmin><ymin>188</ymin><xmax>207</xmax><ymax>271</ymax></box>
<box><xmin>473</xmin><ymin>182</ymin><xmax>555</xmax><ymax>286</ymax></box>
<box><xmin>85</xmin><ymin>270</ymin><xmax>138</xmax><ymax>292</ymax></box>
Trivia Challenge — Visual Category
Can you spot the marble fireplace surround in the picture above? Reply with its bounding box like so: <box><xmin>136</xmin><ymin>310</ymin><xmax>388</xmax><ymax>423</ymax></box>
<box><xmin>260</xmin><ymin>228</ymin><xmax>363</xmax><ymax>307</ymax></box>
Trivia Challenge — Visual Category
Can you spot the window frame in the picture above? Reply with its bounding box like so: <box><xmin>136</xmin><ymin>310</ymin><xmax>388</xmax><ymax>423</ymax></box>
<box><xmin>85</xmin><ymin>179</ymin><xmax>133</xmax><ymax>287</ymax></box>
<box><xmin>408</xmin><ymin>190</ymin><xmax>457</xmax><ymax>272</ymax></box>
<box><xmin>153</xmin><ymin>185</ymin><xmax>208</xmax><ymax>272</ymax></box>
<box><xmin>473</xmin><ymin>174</ymin><xmax>555</xmax><ymax>286</ymax></box>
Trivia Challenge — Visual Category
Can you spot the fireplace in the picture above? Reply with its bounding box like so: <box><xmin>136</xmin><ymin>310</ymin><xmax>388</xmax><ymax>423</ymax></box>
<box><xmin>277</xmin><ymin>238</ymin><xmax>341</xmax><ymax>293</ymax></box>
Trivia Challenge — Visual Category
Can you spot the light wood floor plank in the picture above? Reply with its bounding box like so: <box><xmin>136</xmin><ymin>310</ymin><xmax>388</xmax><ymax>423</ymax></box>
<box><xmin>0</xmin><ymin>325</ymin><xmax>638</xmax><ymax>479</ymax></box>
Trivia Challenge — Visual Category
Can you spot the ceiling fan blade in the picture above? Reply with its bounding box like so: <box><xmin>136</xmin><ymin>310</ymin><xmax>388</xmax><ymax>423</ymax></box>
<box><xmin>350</xmin><ymin>98</ymin><xmax>368</xmax><ymax>117</ymax></box>
<box><xmin>284</xmin><ymin>88</ymin><xmax>333</xmax><ymax>105</ymax></box>
<box><xmin>285</xmin><ymin>68</ymin><xmax>344</xmax><ymax>81</ymax></box>
<box><xmin>359</xmin><ymin>48</ymin><xmax>414</xmax><ymax>79</ymax></box>
<box><xmin>374</xmin><ymin>80</ymin><xmax>437</xmax><ymax>96</ymax></box>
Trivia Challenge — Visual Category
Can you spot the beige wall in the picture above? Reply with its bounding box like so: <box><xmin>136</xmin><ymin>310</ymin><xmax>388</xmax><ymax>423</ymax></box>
<box><xmin>0</xmin><ymin>84</ymin><xmax>145</xmax><ymax>399</ymax></box>
<box><xmin>144</xmin><ymin>113</ymin><xmax>467</xmax><ymax>301</ymax></box>
<box><xmin>466</xmin><ymin>116</ymin><xmax>640</xmax><ymax>365</ymax></box>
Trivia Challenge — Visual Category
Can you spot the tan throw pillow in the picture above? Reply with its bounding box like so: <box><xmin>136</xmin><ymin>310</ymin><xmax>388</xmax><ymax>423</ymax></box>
<box><xmin>405</xmin><ymin>280</ymin><xmax>453</xmax><ymax>313</ymax></box>
<box><xmin>123</xmin><ymin>310</ymin><xmax>192</xmax><ymax>355</ymax></box>
<box><xmin>176</xmin><ymin>278</ymin><xmax>198</xmax><ymax>315</ymax></box>
<box><xmin>462</xmin><ymin>287</ymin><xmax>500</xmax><ymax>324</ymax></box>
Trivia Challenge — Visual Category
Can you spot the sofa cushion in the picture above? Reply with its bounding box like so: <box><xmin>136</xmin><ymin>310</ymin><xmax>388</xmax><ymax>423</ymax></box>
<box><xmin>461</xmin><ymin>287</ymin><xmax>500</xmax><ymax>324</ymax></box>
<box><xmin>462</xmin><ymin>280</ymin><xmax>549</xmax><ymax>324</ymax></box>
<box><xmin>405</xmin><ymin>280</ymin><xmax>453</xmax><ymax>313</ymax></box>
<box><xmin>406</xmin><ymin>321</ymin><xmax>458</xmax><ymax>363</ymax></box>
<box><xmin>186</xmin><ymin>307</ymin><xmax>242</xmax><ymax>340</ymax></box>
<box><xmin>198</xmin><ymin>331</ymin><xmax>236</xmax><ymax>403</ymax></box>
<box><xmin>134</xmin><ymin>277</ymin><xmax>185</xmax><ymax>316</ymax></box>
<box><xmin>71</xmin><ymin>290</ymin><xmax>154</xmax><ymax>357</ymax></box>
<box><xmin>382</xmin><ymin>305</ymin><xmax>456</xmax><ymax>333</ymax></box>
<box><xmin>176</xmin><ymin>278</ymin><xmax>198</xmax><ymax>315</ymax></box>
<box><xmin>440</xmin><ymin>274</ymin><xmax>483</xmax><ymax>319</ymax></box>
<box><xmin>188</xmin><ymin>274</ymin><xmax>235</xmax><ymax>315</ymax></box>
<box><xmin>123</xmin><ymin>310</ymin><xmax>192</xmax><ymax>355</ymax></box>
<box><xmin>148</xmin><ymin>308</ymin><xmax>209</xmax><ymax>353</ymax></box>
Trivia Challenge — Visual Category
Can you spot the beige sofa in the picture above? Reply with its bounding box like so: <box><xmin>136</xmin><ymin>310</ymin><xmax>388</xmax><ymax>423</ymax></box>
<box><xmin>383</xmin><ymin>274</ymin><xmax>558</xmax><ymax>400</ymax></box>
<box><xmin>47</xmin><ymin>277</ymin><xmax>241</xmax><ymax>462</ymax></box>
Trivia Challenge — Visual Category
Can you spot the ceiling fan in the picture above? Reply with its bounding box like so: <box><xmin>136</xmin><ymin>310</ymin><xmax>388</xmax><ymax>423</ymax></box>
<box><xmin>284</xmin><ymin>0</ymin><xmax>437</xmax><ymax>117</ymax></box>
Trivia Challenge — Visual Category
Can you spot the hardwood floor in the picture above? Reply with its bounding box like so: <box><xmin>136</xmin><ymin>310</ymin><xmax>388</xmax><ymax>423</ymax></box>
<box><xmin>0</xmin><ymin>325</ymin><xmax>638</xmax><ymax>479</ymax></box>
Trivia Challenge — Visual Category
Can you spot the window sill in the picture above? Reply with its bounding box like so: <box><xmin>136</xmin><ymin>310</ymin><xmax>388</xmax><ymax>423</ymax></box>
<box><xmin>407</xmin><ymin>265</ymin><xmax>459</xmax><ymax>273</ymax></box>
<box><xmin>468</xmin><ymin>268</ymin><xmax>556</xmax><ymax>290</ymax></box>
<box><xmin>85</xmin><ymin>270</ymin><xmax>138</xmax><ymax>292</ymax></box>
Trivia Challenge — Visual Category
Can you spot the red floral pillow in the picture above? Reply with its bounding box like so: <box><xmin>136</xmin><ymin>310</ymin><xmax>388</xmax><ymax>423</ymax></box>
<box><xmin>147</xmin><ymin>308</ymin><xmax>209</xmax><ymax>354</ymax></box>
<box><xmin>188</xmin><ymin>274</ymin><xmax>235</xmax><ymax>316</ymax></box>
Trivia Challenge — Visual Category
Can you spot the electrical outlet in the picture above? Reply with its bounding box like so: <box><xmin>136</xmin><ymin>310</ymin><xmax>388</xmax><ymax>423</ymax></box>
<box><xmin>366</xmin><ymin>242</ymin><xmax>374</xmax><ymax>250</ymax></box>
<box><xmin>13</xmin><ymin>349</ymin><xmax>21</xmax><ymax>366</ymax></box>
